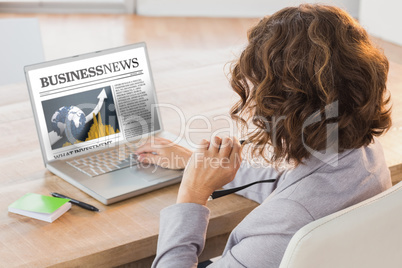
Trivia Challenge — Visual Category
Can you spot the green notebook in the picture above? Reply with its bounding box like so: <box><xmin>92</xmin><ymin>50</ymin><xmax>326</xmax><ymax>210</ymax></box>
<box><xmin>8</xmin><ymin>193</ymin><xmax>71</xmax><ymax>223</ymax></box>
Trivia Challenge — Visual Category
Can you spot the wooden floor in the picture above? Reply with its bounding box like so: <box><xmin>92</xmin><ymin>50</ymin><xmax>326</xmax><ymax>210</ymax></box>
<box><xmin>0</xmin><ymin>14</ymin><xmax>401</xmax><ymax>267</ymax></box>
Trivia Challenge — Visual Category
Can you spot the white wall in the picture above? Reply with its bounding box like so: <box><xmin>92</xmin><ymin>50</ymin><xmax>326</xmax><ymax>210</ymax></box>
<box><xmin>136</xmin><ymin>0</ymin><xmax>360</xmax><ymax>18</ymax></box>
<box><xmin>0</xmin><ymin>18</ymin><xmax>44</xmax><ymax>85</ymax></box>
<box><xmin>0</xmin><ymin>0</ymin><xmax>133</xmax><ymax>14</ymax></box>
<box><xmin>359</xmin><ymin>0</ymin><xmax>402</xmax><ymax>46</ymax></box>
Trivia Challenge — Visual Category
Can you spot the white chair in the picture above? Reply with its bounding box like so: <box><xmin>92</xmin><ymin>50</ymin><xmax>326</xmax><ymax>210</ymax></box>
<box><xmin>279</xmin><ymin>181</ymin><xmax>402</xmax><ymax>268</ymax></box>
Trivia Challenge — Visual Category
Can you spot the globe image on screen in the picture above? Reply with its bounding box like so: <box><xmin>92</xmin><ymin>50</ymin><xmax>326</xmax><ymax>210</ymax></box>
<box><xmin>51</xmin><ymin>106</ymin><xmax>86</xmax><ymax>139</ymax></box>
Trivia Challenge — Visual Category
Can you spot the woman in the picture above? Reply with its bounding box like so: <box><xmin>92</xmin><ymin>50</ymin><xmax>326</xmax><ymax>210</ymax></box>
<box><xmin>135</xmin><ymin>4</ymin><xmax>392</xmax><ymax>267</ymax></box>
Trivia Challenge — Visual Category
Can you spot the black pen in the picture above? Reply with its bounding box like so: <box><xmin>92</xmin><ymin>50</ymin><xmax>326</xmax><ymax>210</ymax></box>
<box><xmin>51</xmin><ymin>192</ymin><xmax>99</xmax><ymax>212</ymax></box>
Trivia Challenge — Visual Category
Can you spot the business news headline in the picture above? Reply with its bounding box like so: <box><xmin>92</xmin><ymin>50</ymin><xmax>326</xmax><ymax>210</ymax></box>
<box><xmin>40</xmin><ymin>58</ymin><xmax>140</xmax><ymax>88</ymax></box>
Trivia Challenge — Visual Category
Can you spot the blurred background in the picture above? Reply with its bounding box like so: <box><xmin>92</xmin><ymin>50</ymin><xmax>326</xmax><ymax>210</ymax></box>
<box><xmin>1</xmin><ymin>0</ymin><xmax>401</xmax><ymax>85</ymax></box>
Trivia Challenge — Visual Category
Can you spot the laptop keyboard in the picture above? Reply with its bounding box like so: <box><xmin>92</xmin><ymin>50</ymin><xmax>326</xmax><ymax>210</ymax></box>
<box><xmin>66</xmin><ymin>145</ymin><xmax>139</xmax><ymax>177</ymax></box>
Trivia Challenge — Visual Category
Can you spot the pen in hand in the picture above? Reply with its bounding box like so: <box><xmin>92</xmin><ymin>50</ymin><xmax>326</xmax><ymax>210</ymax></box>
<box><xmin>51</xmin><ymin>192</ymin><xmax>99</xmax><ymax>212</ymax></box>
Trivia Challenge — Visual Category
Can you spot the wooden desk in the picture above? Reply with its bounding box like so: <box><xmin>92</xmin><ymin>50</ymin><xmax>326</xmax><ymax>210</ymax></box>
<box><xmin>0</xmin><ymin>14</ymin><xmax>401</xmax><ymax>267</ymax></box>
<box><xmin>0</xmin><ymin>78</ymin><xmax>259</xmax><ymax>267</ymax></box>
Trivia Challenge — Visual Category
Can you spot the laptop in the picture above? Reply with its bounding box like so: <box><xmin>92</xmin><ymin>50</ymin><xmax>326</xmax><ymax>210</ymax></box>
<box><xmin>25</xmin><ymin>42</ymin><xmax>185</xmax><ymax>205</ymax></box>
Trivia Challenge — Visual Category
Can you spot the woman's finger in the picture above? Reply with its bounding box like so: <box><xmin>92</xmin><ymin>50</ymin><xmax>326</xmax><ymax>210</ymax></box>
<box><xmin>135</xmin><ymin>143</ymin><xmax>160</xmax><ymax>155</ymax></box>
<box><xmin>229</xmin><ymin>136</ymin><xmax>242</xmax><ymax>167</ymax></box>
<box><xmin>197</xmin><ymin>139</ymin><xmax>210</xmax><ymax>152</ymax></box>
<box><xmin>209</xmin><ymin>136</ymin><xmax>222</xmax><ymax>154</ymax></box>
<box><xmin>219</xmin><ymin>136</ymin><xmax>233</xmax><ymax>157</ymax></box>
<box><xmin>137</xmin><ymin>153</ymin><xmax>166</xmax><ymax>168</ymax></box>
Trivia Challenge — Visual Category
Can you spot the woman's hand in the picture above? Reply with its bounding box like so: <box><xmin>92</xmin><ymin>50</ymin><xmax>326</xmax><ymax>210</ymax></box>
<box><xmin>135</xmin><ymin>137</ymin><xmax>192</xmax><ymax>170</ymax></box>
<box><xmin>177</xmin><ymin>136</ymin><xmax>242</xmax><ymax>206</ymax></box>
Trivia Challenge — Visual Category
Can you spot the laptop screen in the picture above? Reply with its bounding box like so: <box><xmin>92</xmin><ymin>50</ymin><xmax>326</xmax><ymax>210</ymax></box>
<box><xmin>25</xmin><ymin>43</ymin><xmax>162</xmax><ymax>163</ymax></box>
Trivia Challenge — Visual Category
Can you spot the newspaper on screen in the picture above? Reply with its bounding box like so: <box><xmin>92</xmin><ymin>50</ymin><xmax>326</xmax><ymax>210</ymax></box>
<box><xmin>27</xmin><ymin>45</ymin><xmax>161</xmax><ymax>162</ymax></box>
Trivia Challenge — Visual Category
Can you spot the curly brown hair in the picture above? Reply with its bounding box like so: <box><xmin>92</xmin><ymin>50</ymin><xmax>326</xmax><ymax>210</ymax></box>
<box><xmin>230</xmin><ymin>4</ymin><xmax>391</xmax><ymax>166</ymax></box>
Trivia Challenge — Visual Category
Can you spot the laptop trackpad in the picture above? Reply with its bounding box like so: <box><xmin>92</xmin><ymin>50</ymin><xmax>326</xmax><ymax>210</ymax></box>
<box><xmin>79</xmin><ymin>164</ymin><xmax>182</xmax><ymax>199</ymax></box>
<box><xmin>129</xmin><ymin>164</ymin><xmax>182</xmax><ymax>182</ymax></box>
